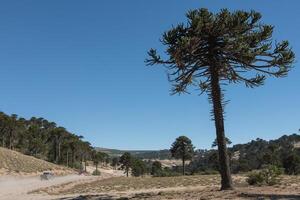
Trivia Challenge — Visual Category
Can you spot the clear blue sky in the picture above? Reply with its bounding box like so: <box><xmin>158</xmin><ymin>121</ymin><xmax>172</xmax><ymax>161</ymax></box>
<box><xmin>0</xmin><ymin>1</ymin><xmax>299</xmax><ymax>150</ymax></box>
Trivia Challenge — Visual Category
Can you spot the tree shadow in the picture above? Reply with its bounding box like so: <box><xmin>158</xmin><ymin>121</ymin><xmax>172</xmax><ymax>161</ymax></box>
<box><xmin>239</xmin><ymin>192</ymin><xmax>300</xmax><ymax>200</ymax></box>
<box><xmin>56</xmin><ymin>194</ymin><xmax>129</xmax><ymax>200</ymax></box>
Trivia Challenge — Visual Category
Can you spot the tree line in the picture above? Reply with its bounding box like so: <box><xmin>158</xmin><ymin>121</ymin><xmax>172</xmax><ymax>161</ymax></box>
<box><xmin>174</xmin><ymin>134</ymin><xmax>300</xmax><ymax>176</ymax></box>
<box><xmin>0</xmin><ymin>111</ymin><xmax>94</xmax><ymax>169</ymax></box>
<box><xmin>114</xmin><ymin>134</ymin><xmax>300</xmax><ymax>179</ymax></box>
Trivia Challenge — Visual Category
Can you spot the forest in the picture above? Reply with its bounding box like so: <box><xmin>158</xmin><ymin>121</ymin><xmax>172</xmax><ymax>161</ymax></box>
<box><xmin>1</xmin><ymin>110</ymin><xmax>300</xmax><ymax>178</ymax></box>
<box><xmin>0</xmin><ymin>111</ymin><xmax>94</xmax><ymax>169</ymax></box>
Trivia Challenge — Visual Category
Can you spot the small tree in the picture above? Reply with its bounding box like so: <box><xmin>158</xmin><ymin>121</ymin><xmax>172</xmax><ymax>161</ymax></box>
<box><xmin>151</xmin><ymin>161</ymin><xmax>163</xmax><ymax>176</ymax></box>
<box><xmin>131</xmin><ymin>158</ymin><xmax>148</xmax><ymax>177</ymax></box>
<box><xmin>111</xmin><ymin>157</ymin><xmax>119</xmax><ymax>170</ymax></box>
<box><xmin>119</xmin><ymin>152</ymin><xmax>132</xmax><ymax>177</ymax></box>
<box><xmin>282</xmin><ymin>152</ymin><xmax>300</xmax><ymax>175</ymax></box>
<box><xmin>147</xmin><ymin>8</ymin><xmax>294</xmax><ymax>189</ymax></box>
<box><xmin>92</xmin><ymin>152</ymin><xmax>103</xmax><ymax>173</ymax></box>
<box><xmin>170</xmin><ymin>136</ymin><xmax>194</xmax><ymax>175</ymax></box>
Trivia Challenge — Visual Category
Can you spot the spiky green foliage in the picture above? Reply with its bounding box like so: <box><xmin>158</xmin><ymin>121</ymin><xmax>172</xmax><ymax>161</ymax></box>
<box><xmin>147</xmin><ymin>8</ymin><xmax>294</xmax><ymax>94</ymax></box>
<box><xmin>147</xmin><ymin>8</ymin><xmax>294</xmax><ymax>190</ymax></box>
<box><xmin>170</xmin><ymin>136</ymin><xmax>194</xmax><ymax>175</ymax></box>
<box><xmin>119</xmin><ymin>152</ymin><xmax>132</xmax><ymax>177</ymax></box>
<box><xmin>92</xmin><ymin>151</ymin><xmax>107</xmax><ymax>172</ymax></box>
<box><xmin>131</xmin><ymin>158</ymin><xmax>148</xmax><ymax>177</ymax></box>
<box><xmin>212</xmin><ymin>137</ymin><xmax>231</xmax><ymax>148</ymax></box>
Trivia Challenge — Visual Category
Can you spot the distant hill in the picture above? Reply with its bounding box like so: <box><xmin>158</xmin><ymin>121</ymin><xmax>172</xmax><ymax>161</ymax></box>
<box><xmin>97</xmin><ymin>134</ymin><xmax>300</xmax><ymax>162</ymax></box>
<box><xmin>95</xmin><ymin>147</ymin><xmax>172</xmax><ymax>160</ymax></box>
<box><xmin>0</xmin><ymin>147</ymin><xmax>73</xmax><ymax>175</ymax></box>
<box><xmin>189</xmin><ymin>133</ymin><xmax>300</xmax><ymax>174</ymax></box>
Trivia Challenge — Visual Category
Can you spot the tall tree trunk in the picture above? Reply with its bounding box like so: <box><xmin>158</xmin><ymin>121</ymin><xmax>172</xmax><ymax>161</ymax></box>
<box><xmin>9</xmin><ymin>134</ymin><xmax>13</xmax><ymax>150</ymax></box>
<box><xmin>58</xmin><ymin>142</ymin><xmax>61</xmax><ymax>163</ymax></box>
<box><xmin>54</xmin><ymin>140</ymin><xmax>58</xmax><ymax>163</ymax></box>
<box><xmin>126</xmin><ymin>167</ymin><xmax>129</xmax><ymax>177</ymax></box>
<box><xmin>84</xmin><ymin>158</ymin><xmax>87</xmax><ymax>172</ymax></box>
<box><xmin>66</xmin><ymin>150</ymin><xmax>69</xmax><ymax>167</ymax></box>
<box><xmin>182</xmin><ymin>157</ymin><xmax>185</xmax><ymax>175</ymax></box>
<box><xmin>1</xmin><ymin>128</ymin><xmax>6</xmax><ymax>148</ymax></box>
<box><xmin>72</xmin><ymin>150</ymin><xmax>75</xmax><ymax>168</ymax></box>
<box><xmin>8</xmin><ymin>129</ymin><xmax>13</xmax><ymax>150</ymax></box>
<box><xmin>210</xmin><ymin>66</ymin><xmax>233</xmax><ymax>190</ymax></box>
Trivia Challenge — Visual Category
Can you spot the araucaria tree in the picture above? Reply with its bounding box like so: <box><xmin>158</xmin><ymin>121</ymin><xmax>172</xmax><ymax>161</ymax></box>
<box><xmin>146</xmin><ymin>9</ymin><xmax>294</xmax><ymax>190</ymax></box>
<box><xmin>119</xmin><ymin>152</ymin><xmax>132</xmax><ymax>177</ymax></box>
<box><xmin>92</xmin><ymin>151</ymin><xmax>103</xmax><ymax>173</ymax></box>
<box><xmin>170</xmin><ymin>136</ymin><xmax>194</xmax><ymax>175</ymax></box>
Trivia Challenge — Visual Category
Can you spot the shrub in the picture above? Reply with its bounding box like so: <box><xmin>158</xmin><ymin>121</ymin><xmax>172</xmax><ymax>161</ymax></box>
<box><xmin>92</xmin><ymin>169</ymin><xmax>101</xmax><ymax>176</ymax></box>
<box><xmin>283</xmin><ymin>153</ymin><xmax>300</xmax><ymax>175</ymax></box>
<box><xmin>247</xmin><ymin>171</ymin><xmax>265</xmax><ymax>186</ymax></box>
<box><xmin>247</xmin><ymin>165</ymin><xmax>282</xmax><ymax>186</ymax></box>
<box><xmin>151</xmin><ymin>161</ymin><xmax>162</xmax><ymax>176</ymax></box>
<box><xmin>131</xmin><ymin>158</ymin><xmax>148</xmax><ymax>177</ymax></box>
<box><xmin>73</xmin><ymin>162</ymin><xmax>83</xmax><ymax>170</ymax></box>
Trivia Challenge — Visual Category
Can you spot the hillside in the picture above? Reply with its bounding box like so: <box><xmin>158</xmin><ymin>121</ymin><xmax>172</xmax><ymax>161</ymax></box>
<box><xmin>0</xmin><ymin>147</ymin><xmax>73</xmax><ymax>175</ymax></box>
<box><xmin>98</xmin><ymin>134</ymin><xmax>300</xmax><ymax>160</ymax></box>
<box><xmin>189</xmin><ymin>133</ymin><xmax>300</xmax><ymax>174</ymax></box>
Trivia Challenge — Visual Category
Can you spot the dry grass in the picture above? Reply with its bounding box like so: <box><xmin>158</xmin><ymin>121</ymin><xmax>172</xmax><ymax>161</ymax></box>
<box><xmin>34</xmin><ymin>174</ymin><xmax>300</xmax><ymax>200</ymax></box>
<box><xmin>35</xmin><ymin>175</ymin><xmax>245</xmax><ymax>195</ymax></box>
<box><xmin>0</xmin><ymin>147</ymin><xmax>73</xmax><ymax>175</ymax></box>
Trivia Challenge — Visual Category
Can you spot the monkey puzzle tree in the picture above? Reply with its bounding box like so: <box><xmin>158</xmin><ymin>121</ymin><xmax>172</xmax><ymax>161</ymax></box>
<box><xmin>92</xmin><ymin>151</ymin><xmax>104</xmax><ymax>173</ymax></box>
<box><xmin>146</xmin><ymin>8</ymin><xmax>294</xmax><ymax>190</ymax></box>
<box><xmin>111</xmin><ymin>157</ymin><xmax>119</xmax><ymax>170</ymax></box>
<box><xmin>151</xmin><ymin>160</ymin><xmax>162</xmax><ymax>176</ymax></box>
<box><xmin>170</xmin><ymin>136</ymin><xmax>194</xmax><ymax>175</ymax></box>
<box><xmin>119</xmin><ymin>152</ymin><xmax>132</xmax><ymax>177</ymax></box>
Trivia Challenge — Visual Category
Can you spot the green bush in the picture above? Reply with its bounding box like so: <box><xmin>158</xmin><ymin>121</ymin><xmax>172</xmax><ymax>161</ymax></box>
<box><xmin>92</xmin><ymin>169</ymin><xmax>101</xmax><ymax>176</ymax></box>
<box><xmin>151</xmin><ymin>161</ymin><xmax>162</xmax><ymax>176</ymax></box>
<box><xmin>247</xmin><ymin>165</ymin><xmax>282</xmax><ymax>186</ymax></box>
<box><xmin>73</xmin><ymin>162</ymin><xmax>83</xmax><ymax>170</ymax></box>
<box><xmin>131</xmin><ymin>158</ymin><xmax>148</xmax><ymax>177</ymax></box>
<box><xmin>283</xmin><ymin>153</ymin><xmax>300</xmax><ymax>175</ymax></box>
<box><xmin>247</xmin><ymin>171</ymin><xmax>265</xmax><ymax>186</ymax></box>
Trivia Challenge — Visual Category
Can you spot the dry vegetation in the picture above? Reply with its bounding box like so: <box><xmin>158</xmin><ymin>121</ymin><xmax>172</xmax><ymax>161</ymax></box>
<box><xmin>35</xmin><ymin>175</ymin><xmax>224</xmax><ymax>195</ymax></box>
<box><xmin>0</xmin><ymin>147</ymin><xmax>73</xmax><ymax>175</ymax></box>
<box><xmin>31</xmin><ymin>174</ymin><xmax>300</xmax><ymax>199</ymax></box>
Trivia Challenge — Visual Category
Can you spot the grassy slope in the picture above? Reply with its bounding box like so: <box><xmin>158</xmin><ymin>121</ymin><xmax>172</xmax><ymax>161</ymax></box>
<box><xmin>0</xmin><ymin>147</ymin><xmax>72</xmax><ymax>175</ymax></box>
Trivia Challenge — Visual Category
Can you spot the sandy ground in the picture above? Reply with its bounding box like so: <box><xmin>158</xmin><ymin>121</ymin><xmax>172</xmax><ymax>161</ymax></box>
<box><xmin>3</xmin><ymin>167</ymin><xmax>300</xmax><ymax>200</ymax></box>
<box><xmin>85</xmin><ymin>165</ymin><xmax>125</xmax><ymax>177</ymax></box>
<box><xmin>0</xmin><ymin>167</ymin><xmax>125</xmax><ymax>200</ymax></box>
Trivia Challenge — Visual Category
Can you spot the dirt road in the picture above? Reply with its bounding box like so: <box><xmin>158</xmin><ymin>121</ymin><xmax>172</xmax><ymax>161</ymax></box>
<box><xmin>0</xmin><ymin>174</ymin><xmax>92</xmax><ymax>200</ymax></box>
<box><xmin>0</xmin><ymin>168</ymin><xmax>124</xmax><ymax>200</ymax></box>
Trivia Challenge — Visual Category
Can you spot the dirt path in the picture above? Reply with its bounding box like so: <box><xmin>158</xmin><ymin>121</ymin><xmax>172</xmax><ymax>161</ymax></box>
<box><xmin>0</xmin><ymin>174</ymin><xmax>93</xmax><ymax>200</ymax></box>
<box><xmin>0</xmin><ymin>167</ymin><xmax>124</xmax><ymax>200</ymax></box>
